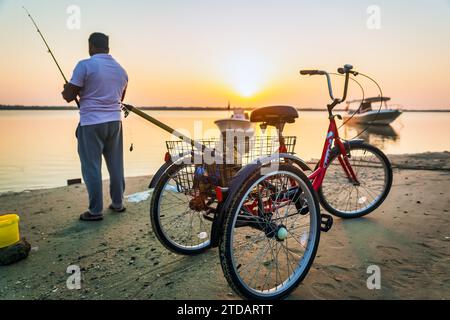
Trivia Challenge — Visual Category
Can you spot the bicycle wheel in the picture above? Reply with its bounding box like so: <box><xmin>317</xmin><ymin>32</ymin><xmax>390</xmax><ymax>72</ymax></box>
<box><xmin>150</xmin><ymin>163</ymin><xmax>213</xmax><ymax>255</ymax></box>
<box><xmin>318</xmin><ymin>142</ymin><xmax>393</xmax><ymax>219</ymax></box>
<box><xmin>220</xmin><ymin>164</ymin><xmax>321</xmax><ymax>300</ymax></box>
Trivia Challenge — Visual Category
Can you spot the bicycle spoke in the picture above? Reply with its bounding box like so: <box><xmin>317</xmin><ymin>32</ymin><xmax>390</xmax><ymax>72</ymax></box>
<box><xmin>157</xmin><ymin>165</ymin><xmax>212</xmax><ymax>250</ymax></box>
<box><xmin>321</xmin><ymin>146</ymin><xmax>389</xmax><ymax>215</ymax></box>
<box><xmin>228</xmin><ymin>169</ymin><xmax>318</xmax><ymax>297</ymax></box>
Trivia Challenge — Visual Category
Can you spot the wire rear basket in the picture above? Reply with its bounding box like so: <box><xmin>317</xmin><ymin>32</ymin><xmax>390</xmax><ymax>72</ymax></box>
<box><xmin>165</xmin><ymin>135</ymin><xmax>297</xmax><ymax>189</ymax></box>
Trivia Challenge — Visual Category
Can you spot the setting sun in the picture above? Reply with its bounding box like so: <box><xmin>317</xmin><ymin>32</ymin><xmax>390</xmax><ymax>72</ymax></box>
<box><xmin>221</xmin><ymin>54</ymin><xmax>272</xmax><ymax>99</ymax></box>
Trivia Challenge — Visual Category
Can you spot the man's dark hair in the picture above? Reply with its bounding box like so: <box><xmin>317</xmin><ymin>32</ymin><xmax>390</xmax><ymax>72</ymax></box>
<box><xmin>89</xmin><ymin>33</ymin><xmax>109</xmax><ymax>50</ymax></box>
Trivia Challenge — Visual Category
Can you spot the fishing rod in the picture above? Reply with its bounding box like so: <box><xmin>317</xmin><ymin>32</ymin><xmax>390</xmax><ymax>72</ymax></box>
<box><xmin>23</xmin><ymin>6</ymin><xmax>80</xmax><ymax>108</ymax></box>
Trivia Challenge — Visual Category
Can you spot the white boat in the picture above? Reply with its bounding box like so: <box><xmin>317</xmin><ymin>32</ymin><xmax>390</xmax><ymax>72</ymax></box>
<box><xmin>343</xmin><ymin>97</ymin><xmax>402</xmax><ymax>125</ymax></box>
<box><xmin>214</xmin><ymin>106</ymin><xmax>254</xmax><ymax>135</ymax></box>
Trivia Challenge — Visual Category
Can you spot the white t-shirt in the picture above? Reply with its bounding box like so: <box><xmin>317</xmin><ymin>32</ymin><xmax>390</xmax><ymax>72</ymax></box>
<box><xmin>70</xmin><ymin>54</ymin><xmax>128</xmax><ymax>126</ymax></box>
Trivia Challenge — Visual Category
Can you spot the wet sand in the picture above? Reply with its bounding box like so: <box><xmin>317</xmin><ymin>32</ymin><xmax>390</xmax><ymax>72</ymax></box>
<box><xmin>0</xmin><ymin>152</ymin><xmax>449</xmax><ymax>300</ymax></box>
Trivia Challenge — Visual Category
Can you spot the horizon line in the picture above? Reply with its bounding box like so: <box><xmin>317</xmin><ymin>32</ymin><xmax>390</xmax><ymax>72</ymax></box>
<box><xmin>1</xmin><ymin>105</ymin><xmax>450</xmax><ymax>112</ymax></box>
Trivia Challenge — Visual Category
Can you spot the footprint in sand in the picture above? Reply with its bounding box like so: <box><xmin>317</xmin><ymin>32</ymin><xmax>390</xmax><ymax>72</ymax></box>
<box><xmin>345</xmin><ymin>282</ymin><xmax>360</xmax><ymax>291</ymax></box>
<box><xmin>321</xmin><ymin>265</ymin><xmax>352</xmax><ymax>284</ymax></box>
<box><xmin>310</xmin><ymin>282</ymin><xmax>337</xmax><ymax>299</ymax></box>
<box><xmin>415</xmin><ymin>242</ymin><xmax>432</xmax><ymax>249</ymax></box>
<box><xmin>327</xmin><ymin>265</ymin><xmax>351</xmax><ymax>274</ymax></box>
<box><xmin>399</xmin><ymin>267</ymin><xmax>421</xmax><ymax>275</ymax></box>
<box><xmin>376</xmin><ymin>245</ymin><xmax>401</xmax><ymax>256</ymax></box>
<box><xmin>388</xmin><ymin>258</ymin><xmax>404</xmax><ymax>266</ymax></box>
<box><xmin>326</xmin><ymin>240</ymin><xmax>347</xmax><ymax>250</ymax></box>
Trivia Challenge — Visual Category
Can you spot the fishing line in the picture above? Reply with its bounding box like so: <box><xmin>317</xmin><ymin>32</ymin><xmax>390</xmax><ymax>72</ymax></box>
<box><xmin>121</xmin><ymin>103</ymin><xmax>135</xmax><ymax>152</ymax></box>
<box><xmin>128</xmin><ymin>118</ymin><xmax>134</xmax><ymax>152</ymax></box>
<box><xmin>23</xmin><ymin>7</ymin><xmax>80</xmax><ymax>108</ymax></box>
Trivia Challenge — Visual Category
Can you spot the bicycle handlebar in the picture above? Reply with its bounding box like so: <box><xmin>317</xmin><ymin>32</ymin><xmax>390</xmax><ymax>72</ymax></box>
<box><xmin>300</xmin><ymin>64</ymin><xmax>354</xmax><ymax>109</ymax></box>
<box><xmin>299</xmin><ymin>70</ymin><xmax>326</xmax><ymax>76</ymax></box>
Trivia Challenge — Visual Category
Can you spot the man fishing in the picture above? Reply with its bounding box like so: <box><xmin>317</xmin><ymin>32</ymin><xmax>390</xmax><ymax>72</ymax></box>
<box><xmin>62</xmin><ymin>32</ymin><xmax>128</xmax><ymax>221</ymax></box>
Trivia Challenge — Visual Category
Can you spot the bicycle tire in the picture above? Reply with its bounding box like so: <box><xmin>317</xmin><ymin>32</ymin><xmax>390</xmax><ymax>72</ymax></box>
<box><xmin>219</xmin><ymin>164</ymin><xmax>321</xmax><ymax>299</ymax></box>
<box><xmin>318</xmin><ymin>142</ymin><xmax>393</xmax><ymax>219</ymax></box>
<box><xmin>150</xmin><ymin>163</ymin><xmax>212</xmax><ymax>255</ymax></box>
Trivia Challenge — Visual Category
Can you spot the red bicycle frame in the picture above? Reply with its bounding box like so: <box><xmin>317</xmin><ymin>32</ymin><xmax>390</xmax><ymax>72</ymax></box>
<box><xmin>308</xmin><ymin>116</ymin><xmax>359</xmax><ymax>192</ymax></box>
<box><xmin>299</xmin><ymin>65</ymin><xmax>361</xmax><ymax>192</ymax></box>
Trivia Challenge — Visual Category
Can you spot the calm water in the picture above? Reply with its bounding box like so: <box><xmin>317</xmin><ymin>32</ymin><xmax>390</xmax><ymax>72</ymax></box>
<box><xmin>0</xmin><ymin>110</ymin><xmax>449</xmax><ymax>193</ymax></box>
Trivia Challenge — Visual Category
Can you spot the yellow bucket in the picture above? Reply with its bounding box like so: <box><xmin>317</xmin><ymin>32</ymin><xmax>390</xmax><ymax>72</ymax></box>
<box><xmin>0</xmin><ymin>214</ymin><xmax>20</xmax><ymax>249</ymax></box>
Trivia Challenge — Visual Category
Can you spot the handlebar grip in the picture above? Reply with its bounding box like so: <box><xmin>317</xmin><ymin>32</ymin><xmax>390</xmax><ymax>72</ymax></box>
<box><xmin>300</xmin><ymin>70</ymin><xmax>325</xmax><ymax>76</ymax></box>
<box><xmin>338</xmin><ymin>64</ymin><xmax>354</xmax><ymax>75</ymax></box>
<box><xmin>300</xmin><ymin>70</ymin><xmax>317</xmax><ymax>75</ymax></box>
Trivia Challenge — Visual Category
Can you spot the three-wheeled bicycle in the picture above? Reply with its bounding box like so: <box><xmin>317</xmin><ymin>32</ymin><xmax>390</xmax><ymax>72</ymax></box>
<box><xmin>123</xmin><ymin>64</ymin><xmax>393</xmax><ymax>300</ymax></box>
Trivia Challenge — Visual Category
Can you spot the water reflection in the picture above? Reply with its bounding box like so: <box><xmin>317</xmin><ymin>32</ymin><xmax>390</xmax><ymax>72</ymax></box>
<box><xmin>342</xmin><ymin>123</ymin><xmax>400</xmax><ymax>150</ymax></box>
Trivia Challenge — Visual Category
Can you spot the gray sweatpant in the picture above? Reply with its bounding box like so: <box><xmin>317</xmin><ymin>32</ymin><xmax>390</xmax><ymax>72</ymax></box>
<box><xmin>76</xmin><ymin>121</ymin><xmax>125</xmax><ymax>215</ymax></box>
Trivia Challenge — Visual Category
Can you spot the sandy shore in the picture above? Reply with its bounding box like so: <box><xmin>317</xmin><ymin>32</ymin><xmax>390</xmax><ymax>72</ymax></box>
<box><xmin>0</xmin><ymin>152</ymin><xmax>449</xmax><ymax>300</ymax></box>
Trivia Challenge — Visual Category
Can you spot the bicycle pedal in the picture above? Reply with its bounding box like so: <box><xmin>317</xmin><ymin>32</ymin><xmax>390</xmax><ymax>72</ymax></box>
<box><xmin>320</xmin><ymin>214</ymin><xmax>333</xmax><ymax>233</ymax></box>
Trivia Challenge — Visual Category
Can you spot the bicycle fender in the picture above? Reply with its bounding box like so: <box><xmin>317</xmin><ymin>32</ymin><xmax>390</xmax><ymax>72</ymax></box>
<box><xmin>210</xmin><ymin>162</ymin><xmax>260</xmax><ymax>248</ymax></box>
<box><xmin>244</xmin><ymin>153</ymin><xmax>312</xmax><ymax>172</ymax></box>
<box><xmin>330</xmin><ymin>139</ymin><xmax>365</xmax><ymax>157</ymax></box>
<box><xmin>344</xmin><ymin>139</ymin><xmax>365</xmax><ymax>149</ymax></box>
<box><xmin>149</xmin><ymin>161</ymin><xmax>172</xmax><ymax>189</ymax></box>
<box><xmin>148</xmin><ymin>152</ymin><xmax>201</xmax><ymax>188</ymax></box>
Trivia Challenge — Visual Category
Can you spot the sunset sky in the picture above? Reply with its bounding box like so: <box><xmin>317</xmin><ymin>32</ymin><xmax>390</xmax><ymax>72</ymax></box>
<box><xmin>1</xmin><ymin>0</ymin><xmax>449</xmax><ymax>109</ymax></box>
